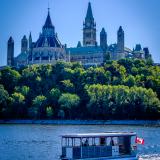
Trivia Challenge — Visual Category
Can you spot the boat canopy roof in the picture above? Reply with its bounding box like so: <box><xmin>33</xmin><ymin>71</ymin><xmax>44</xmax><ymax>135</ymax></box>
<box><xmin>62</xmin><ymin>132</ymin><xmax>136</xmax><ymax>138</ymax></box>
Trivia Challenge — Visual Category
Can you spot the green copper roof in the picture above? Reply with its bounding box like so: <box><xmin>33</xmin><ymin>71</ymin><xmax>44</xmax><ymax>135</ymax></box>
<box><xmin>16</xmin><ymin>52</ymin><xmax>28</xmax><ymax>61</ymax></box>
<box><xmin>67</xmin><ymin>46</ymin><xmax>103</xmax><ymax>55</ymax></box>
<box><xmin>86</xmin><ymin>2</ymin><xmax>94</xmax><ymax>20</ymax></box>
<box><xmin>43</xmin><ymin>10</ymin><xmax>54</xmax><ymax>29</ymax></box>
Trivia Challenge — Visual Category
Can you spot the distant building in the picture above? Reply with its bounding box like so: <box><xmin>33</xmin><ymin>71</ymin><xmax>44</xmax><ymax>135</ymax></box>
<box><xmin>13</xmin><ymin>9</ymin><xmax>66</xmax><ymax>68</ymax></box>
<box><xmin>67</xmin><ymin>2</ymin><xmax>104</xmax><ymax>66</ymax></box>
<box><xmin>7</xmin><ymin>2</ymin><xmax>151</xmax><ymax>67</ymax></box>
<box><xmin>7</xmin><ymin>37</ymin><xmax>14</xmax><ymax>66</ymax></box>
<box><xmin>67</xmin><ymin>2</ymin><xmax>149</xmax><ymax>66</ymax></box>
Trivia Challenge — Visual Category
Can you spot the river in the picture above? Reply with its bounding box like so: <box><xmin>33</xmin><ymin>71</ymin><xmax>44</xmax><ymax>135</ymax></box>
<box><xmin>0</xmin><ymin>124</ymin><xmax>160</xmax><ymax>160</ymax></box>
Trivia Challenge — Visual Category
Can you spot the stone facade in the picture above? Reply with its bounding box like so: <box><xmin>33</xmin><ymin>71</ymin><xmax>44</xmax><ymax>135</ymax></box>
<box><xmin>11</xmin><ymin>9</ymin><xmax>66</xmax><ymax>68</ymax></box>
<box><xmin>7</xmin><ymin>37</ymin><xmax>14</xmax><ymax>66</ymax></box>
<box><xmin>7</xmin><ymin>2</ymin><xmax>151</xmax><ymax>68</ymax></box>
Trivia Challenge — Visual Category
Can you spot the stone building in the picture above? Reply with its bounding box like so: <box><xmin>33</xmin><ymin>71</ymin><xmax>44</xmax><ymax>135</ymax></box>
<box><xmin>9</xmin><ymin>9</ymin><xmax>66</xmax><ymax>68</ymax></box>
<box><xmin>67</xmin><ymin>2</ymin><xmax>144</xmax><ymax>66</ymax></box>
<box><xmin>7</xmin><ymin>37</ymin><xmax>14</xmax><ymax>66</ymax></box>
<box><xmin>67</xmin><ymin>2</ymin><xmax>104</xmax><ymax>66</ymax></box>
<box><xmin>7</xmin><ymin>2</ymin><xmax>151</xmax><ymax>67</ymax></box>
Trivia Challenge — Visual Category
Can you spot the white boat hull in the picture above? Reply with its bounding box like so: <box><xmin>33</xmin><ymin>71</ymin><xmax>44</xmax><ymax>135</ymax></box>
<box><xmin>61</xmin><ymin>156</ymin><xmax>138</xmax><ymax>160</ymax></box>
<box><xmin>75</xmin><ymin>158</ymin><xmax>138</xmax><ymax>160</ymax></box>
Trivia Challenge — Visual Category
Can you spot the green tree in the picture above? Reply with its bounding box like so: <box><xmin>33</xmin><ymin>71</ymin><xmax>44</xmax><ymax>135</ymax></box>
<box><xmin>0</xmin><ymin>85</ymin><xmax>9</xmax><ymax>118</ymax></box>
<box><xmin>29</xmin><ymin>95</ymin><xmax>47</xmax><ymax>119</ymax></box>
<box><xmin>0</xmin><ymin>67</ymin><xmax>21</xmax><ymax>93</ymax></box>
<box><xmin>10</xmin><ymin>92</ymin><xmax>26</xmax><ymax>118</ymax></box>
<box><xmin>86</xmin><ymin>84</ymin><xmax>112</xmax><ymax>119</ymax></box>
<box><xmin>48</xmin><ymin>88</ymin><xmax>61</xmax><ymax>117</ymax></box>
<box><xmin>15</xmin><ymin>86</ymin><xmax>30</xmax><ymax>96</ymax></box>
<box><xmin>58</xmin><ymin>93</ymin><xmax>80</xmax><ymax>119</ymax></box>
<box><xmin>124</xmin><ymin>75</ymin><xmax>135</xmax><ymax>87</ymax></box>
<box><xmin>61</xmin><ymin>80</ymin><xmax>75</xmax><ymax>93</ymax></box>
<box><xmin>46</xmin><ymin>106</ymin><xmax>54</xmax><ymax>119</ymax></box>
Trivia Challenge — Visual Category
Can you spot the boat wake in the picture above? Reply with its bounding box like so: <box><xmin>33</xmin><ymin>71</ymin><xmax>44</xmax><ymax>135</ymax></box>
<box><xmin>139</xmin><ymin>154</ymin><xmax>160</xmax><ymax>160</ymax></box>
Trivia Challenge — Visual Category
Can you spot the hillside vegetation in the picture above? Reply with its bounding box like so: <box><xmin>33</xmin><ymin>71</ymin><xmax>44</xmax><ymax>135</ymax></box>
<box><xmin>0</xmin><ymin>59</ymin><xmax>160</xmax><ymax>120</ymax></box>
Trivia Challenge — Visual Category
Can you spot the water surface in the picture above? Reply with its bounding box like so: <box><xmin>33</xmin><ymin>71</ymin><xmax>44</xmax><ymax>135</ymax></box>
<box><xmin>0</xmin><ymin>124</ymin><xmax>160</xmax><ymax>160</ymax></box>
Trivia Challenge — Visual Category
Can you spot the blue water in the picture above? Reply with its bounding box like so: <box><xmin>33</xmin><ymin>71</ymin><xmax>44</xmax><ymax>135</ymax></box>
<box><xmin>0</xmin><ymin>124</ymin><xmax>160</xmax><ymax>160</ymax></box>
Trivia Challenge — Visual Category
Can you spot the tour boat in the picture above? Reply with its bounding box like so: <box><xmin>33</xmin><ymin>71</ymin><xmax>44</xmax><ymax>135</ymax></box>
<box><xmin>60</xmin><ymin>132</ymin><xmax>138</xmax><ymax>160</ymax></box>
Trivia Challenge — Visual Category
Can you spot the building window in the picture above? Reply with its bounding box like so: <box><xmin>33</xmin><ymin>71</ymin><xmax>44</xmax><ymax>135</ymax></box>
<box><xmin>86</xmin><ymin>33</ymin><xmax>91</xmax><ymax>38</ymax></box>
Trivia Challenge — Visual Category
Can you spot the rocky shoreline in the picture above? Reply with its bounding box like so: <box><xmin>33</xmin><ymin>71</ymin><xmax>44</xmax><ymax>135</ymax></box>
<box><xmin>0</xmin><ymin>120</ymin><xmax>160</xmax><ymax>126</ymax></box>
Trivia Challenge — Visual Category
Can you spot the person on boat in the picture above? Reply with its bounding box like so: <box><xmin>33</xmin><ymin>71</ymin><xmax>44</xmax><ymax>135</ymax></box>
<box><xmin>84</xmin><ymin>139</ymin><xmax>89</xmax><ymax>146</ymax></box>
<box><xmin>100</xmin><ymin>137</ymin><xmax>106</xmax><ymax>145</ymax></box>
<box><xmin>110</xmin><ymin>138</ymin><xmax>114</xmax><ymax>146</ymax></box>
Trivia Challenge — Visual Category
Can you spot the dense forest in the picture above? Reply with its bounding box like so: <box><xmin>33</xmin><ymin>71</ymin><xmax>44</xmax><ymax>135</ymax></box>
<box><xmin>0</xmin><ymin>59</ymin><xmax>160</xmax><ymax>120</ymax></box>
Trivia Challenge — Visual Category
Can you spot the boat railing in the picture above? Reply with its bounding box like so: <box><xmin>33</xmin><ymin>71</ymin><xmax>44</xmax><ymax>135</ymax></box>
<box><xmin>62</xmin><ymin>144</ymin><xmax>137</xmax><ymax>159</ymax></box>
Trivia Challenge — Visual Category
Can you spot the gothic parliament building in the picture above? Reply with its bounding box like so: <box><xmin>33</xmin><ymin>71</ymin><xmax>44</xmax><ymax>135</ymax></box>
<box><xmin>7</xmin><ymin>2</ymin><xmax>151</xmax><ymax>67</ymax></box>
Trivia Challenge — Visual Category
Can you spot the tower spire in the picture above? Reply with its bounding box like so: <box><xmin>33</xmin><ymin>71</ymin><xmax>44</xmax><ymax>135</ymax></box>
<box><xmin>29</xmin><ymin>32</ymin><xmax>32</xmax><ymax>49</ymax></box>
<box><xmin>86</xmin><ymin>2</ymin><xmax>94</xmax><ymax>20</ymax></box>
<box><xmin>48</xmin><ymin>1</ymin><xmax>50</xmax><ymax>13</ymax></box>
<box><xmin>83</xmin><ymin>2</ymin><xmax>96</xmax><ymax>46</ymax></box>
<box><xmin>43</xmin><ymin>7</ymin><xmax>54</xmax><ymax>29</ymax></box>
<box><xmin>117</xmin><ymin>26</ymin><xmax>125</xmax><ymax>54</ymax></box>
<box><xmin>7</xmin><ymin>36</ymin><xmax>14</xmax><ymax>66</ymax></box>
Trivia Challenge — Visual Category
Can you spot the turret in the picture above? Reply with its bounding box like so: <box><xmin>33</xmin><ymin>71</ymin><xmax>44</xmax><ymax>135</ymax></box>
<box><xmin>29</xmin><ymin>32</ymin><xmax>32</xmax><ymax>49</ymax></box>
<box><xmin>100</xmin><ymin>28</ymin><xmax>107</xmax><ymax>50</ymax></box>
<box><xmin>21</xmin><ymin>35</ymin><xmax>28</xmax><ymax>53</ymax></box>
<box><xmin>83</xmin><ymin>2</ymin><xmax>96</xmax><ymax>46</ymax></box>
<box><xmin>77</xmin><ymin>41</ymin><xmax>82</xmax><ymax>48</ymax></box>
<box><xmin>7</xmin><ymin>36</ymin><xmax>14</xmax><ymax>66</ymax></box>
<box><xmin>117</xmin><ymin>26</ymin><xmax>124</xmax><ymax>53</ymax></box>
<box><xmin>143</xmin><ymin>47</ymin><xmax>150</xmax><ymax>59</ymax></box>
<box><xmin>42</xmin><ymin>8</ymin><xmax>55</xmax><ymax>37</ymax></box>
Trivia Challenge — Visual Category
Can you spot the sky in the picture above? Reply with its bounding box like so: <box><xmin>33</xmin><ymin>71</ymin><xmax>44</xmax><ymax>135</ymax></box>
<box><xmin>0</xmin><ymin>0</ymin><xmax>160</xmax><ymax>66</ymax></box>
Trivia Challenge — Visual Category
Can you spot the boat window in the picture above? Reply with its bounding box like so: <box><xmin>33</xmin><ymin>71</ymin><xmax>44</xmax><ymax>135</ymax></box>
<box><xmin>95</xmin><ymin>138</ymin><xmax>99</xmax><ymax>146</ymax></box>
<box><xmin>106</xmin><ymin>137</ymin><xmax>118</xmax><ymax>146</ymax></box>
<box><xmin>100</xmin><ymin>137</ymin><xmax>106</xmax><ymax>145</ymax></box>
<box><xmin>74</xmin><ymin>138</ymin><xmax>81</xmax><ymax>147</ymax></box>
<box><xmin>82</xmin><ymin>138</ymin><xmax>89</xmax><ymax>146</ymax></box>
<box><xmin>113</xmin><ymin>137</ymin><xmax>118</xmax><ymax>146</ymax></box>
<box><xmin>118</xmin><ymin>136</ymin><xmax>131</xmax><ymax>155</ymax></box>
<box><xmin>106</xmin><ymin>137</ymin><xmax>111</xmax><ymax>146</ymax></box>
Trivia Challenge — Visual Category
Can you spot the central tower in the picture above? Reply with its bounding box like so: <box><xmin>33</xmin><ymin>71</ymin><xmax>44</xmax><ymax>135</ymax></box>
<box><xmin>83</xmin><ymin>2</ymin><xmax>96</xmax><ymax>46</ymax></box>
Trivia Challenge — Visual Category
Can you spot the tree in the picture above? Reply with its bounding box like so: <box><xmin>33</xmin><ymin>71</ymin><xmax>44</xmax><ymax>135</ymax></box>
<box><xmin>49</xmin><ymin>88</ymin><xmax>61</xmax><ymax>105</ymax></box>
<box><xmin>0</xmin><ymin>59</ymin><xmax>160</xmax><ymax>120</ymax></box>
<box><xmin>10</xmin><ymin>92</ymin><xmax>26</xmax><ymax>118</ymax></box>
<box><xmin>46</xmin><ymin>106</ymin><xmax>54</xmax><ymax>119</ymax></box>
<box><xmin>61</xmin><ymin>80</ymin><xmax>75</xmax><ymax>93</ymax></box>
<box><xmin>29</xmin><ymin>95</ymin><xmax>47</xmax><ymax>119</ymax></box>
<box><xmin>86</xmin><ymin>84</ymin><xmax>112</xmax><ymax>119</ymax></box>
<box><xmin>0</xmin><ymin>67</ymin><xmax>21</xmax><ymax>93</ymax></box>
<box><xmin>124</xmin><ymin>75</ymin><xmax>135</xmax><ymax>87</ymax></box>
<box><xmin>58</xmin><ymin>93</ymin><xmax>80</xmax><ymax>119</ymax></box>
<box><xmin>48</xmin><ymin>88</ymin><xmax>61</xmax><ymax>117</ymax></box>
<box><xmin>0</xmin><ymin>85</ymin><xmax>9</xmax><ymax>119</ymax></box>
<box><xmin>15</xmin><ymin>86</ymin><xmax>30</xmax><ymax>96</ymax></box>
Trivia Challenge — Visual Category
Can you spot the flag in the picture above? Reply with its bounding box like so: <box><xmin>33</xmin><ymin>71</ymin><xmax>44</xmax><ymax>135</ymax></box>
<box><xmin>135</xmin><ymin>137</ymin><xmax>144</xmax><ymax>145</ymax></box>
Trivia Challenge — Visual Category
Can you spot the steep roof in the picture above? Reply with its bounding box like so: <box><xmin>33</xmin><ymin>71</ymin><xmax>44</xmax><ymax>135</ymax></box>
<box><xmin>86</xmin><ymin>2</ymin><xmax>94</xmax><ymax>20</ymax></box>
<box><xmin>118</xmin><ymin>26</ymin><xmax>124</xmax><ymax>33</ymax></box>
<box><xmin>43</xmin><ymin>10</ymin><xmax>54</xmax><ymax>29</ymax></box>
<box><xmin>67</xmin><ymin>46</ymin><xmax>103</xmax><ymax>55</ymax></box>
<box><xmin>8</xmin><ymin>36</ymin><xmax>14</xmax><ymax>43</ymax></box>
<box><xmin>34</xmin><ymin>9</ymin><xmax>63</xmax><ymax>48</ymax></box>
<box><xmin>100</xmin><ymin>28</ymin><xmax>106</xmax><ymax>35</ymax></box>
<box><xmin>34</xmin><ymin>36</ymin><xmax>62</xmax><ymax>48</ymax></box>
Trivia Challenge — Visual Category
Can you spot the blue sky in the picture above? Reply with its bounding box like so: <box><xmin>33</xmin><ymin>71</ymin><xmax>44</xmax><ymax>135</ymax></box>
<box><xmin>0</xmin><ymin>0</ymin><xmax>160</xmax><ymax>66</ymax></box>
